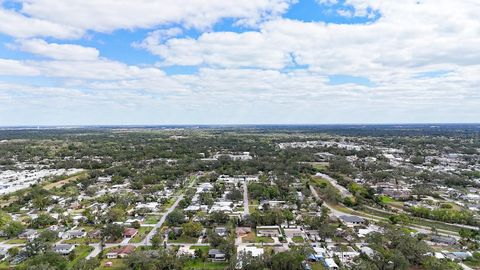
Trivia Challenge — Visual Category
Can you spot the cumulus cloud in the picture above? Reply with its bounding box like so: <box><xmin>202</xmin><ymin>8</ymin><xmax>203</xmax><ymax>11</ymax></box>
<box><xmin>12</xmin><ymin>39</ymin><xmax>100</xmax><ymax>61</ymax></box>
<box><xmin>0</xmin><ymin>0</ymin><xmax>479</xmax><ymax>124</ymax></box>
<box><xmin>13</xmin><ymin>0</ymin><xmax>295</xmax><ymax>33</ymax></box>
<box><xmin>0</xmin><ymin>7</ymin><xmax>84</xmax><ymax>38</ymax></box>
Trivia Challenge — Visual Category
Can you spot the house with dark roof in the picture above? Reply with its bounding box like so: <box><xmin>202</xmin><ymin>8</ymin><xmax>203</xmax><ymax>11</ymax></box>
<box><xmin>106</xmin><ymin>245</ymin><xmax>136</xmax><ymax>259</ymax></box>
<box><xmin>339</xmin><ymin>215</ymin><xmax>365</xmax><ymax>227</ymax></box>
<box><xmin>208</xmin><ymin>249</ymin><xmax>226</xmax><ymax>261</ymax></box>
<box><xmin>123</xmin><ymin>228</ymin><xmax>138</xmax><ymax>238</ymax></box>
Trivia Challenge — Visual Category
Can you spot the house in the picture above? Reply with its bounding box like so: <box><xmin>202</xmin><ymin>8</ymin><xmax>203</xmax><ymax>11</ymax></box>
<box><xmin>258</xmin><ymin>200</ymin><xmax>286</xmax><ymax>210</ymax></box>
<box><xmin>284</xmin><ymin>228</ymin><xmax>304</xmax><ymax>239</ymax></box>
<box><xmin>330</xmin><ymin>246</ymin><xmax>359</xmax><ymax>262</ymax></box>
<box><xmin>308</xmin><ymin>247</ymin><xmax>326</xmax><ymax>262</ymax></box>
<box><xmin>87</xmin><ymin>229</ymin><xmax>102</xmax><ymax>238</ymax></box>
<box><xmin>197</xmin><ymin>183</ymin><xmax>214</xmax><ymax>193</ymax></box>
<box><xmin>256</xmin><ymin>226</ymin><xmax>281</xmax><ymax>237</ymax></box>
<box><xmin>236</xmin><ymin>246</ymin><xmax>264</xmax><ymax>269</ymax></box>
<box><xmin>324</xmin><ymin>258</ymin><xmax>339</xmax><ymax>270</ymax></box>
<box><xmin>360</xmin><ymin>246</ymin><xmax>375</xmax><ymax>258</ymax></box>
<box><xmin>305</xmin><ymin>230</ymin><xmax>320</xmax><ymax>241</ymax></box>
<box><xmin>53</xmin><ymin>244</ymin><xmax>75</xmax><ymax>255</ymax></box>
<box><xmin>214</xmin><ymin>227</ymin><xmax>228</xmax><ymax>237</ymax></box>
<box><xmin>177</xmin><ymin>246</ymin><xmax>195</xmax><ymax>257</ymax></box>
<box><xmin>237</xmin><ymin>245</ymin><xmax>264</xmax><ymax>257</ymax></box>
<box><xmin>339</xmin><ymin>215</ymin><xmax>365</xmax><ymax>227</ymax></box>
<box><xmin>236</xmin><ymin>227</ymin><xmax>252</xmax><ymax>237</ymax></box>
<box><xmin>208</xmin><ymin>249</ymin><xmax>226</xmax><ymax>261</ymax></box>
<box><xmin>0</xmin><ymin>248</ymin><xmax>9</xmax><ymax>261</ymax></box>
<box><xmin>444</xmin><ymin>251</ymin><xmax>472</xmax><ymax>261</ymax></box>
<box><xmin>209</xmin><ymin>201</ymin><xmax>234</xmax><ymax>213</ymax></box>
<box><xmin>106</xmin><ymin>245</ymin><xmax>135</xmax><ymax>259</ymax></box>
<box><xmin>430</xmin><ymin>235</ymin><xmax>457</xmax><ymax>246</ymax></box>
<box><xmin>123</xmin><ymin>228</ymin><xmax>138</xmax><ymax>238</ymax></box>
<box><xmin>18</xmin><ymin>229</ymin><xmax>39</xmax><ymax>240</ymax></box>
<box><xmin>63</xmin><ymin>229</ymin><xmax>86</xmax><ymax>239</ymax></box>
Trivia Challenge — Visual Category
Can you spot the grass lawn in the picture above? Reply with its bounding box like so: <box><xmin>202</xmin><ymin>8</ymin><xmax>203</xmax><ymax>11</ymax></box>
<box><xmin>68</xmin><ymin>245</ymin><xmax>93</xmax><ymax>268</ymax></box>
<box><xmin>255</xmin><ymin>236</ymin><xmax>274</xmax><ymax>243</ymax></box>
<box><xmin>191</xmin><ymin>245</ymin><xmax>210</xmax><ymax>253</ymax></box>
<box><xmin>464</xmin><ymin>260</ymin><xmax>480</xmax><ymax>268</ymax></box>
<box><xmin>378</xmin><ymin>195</ymin><xmax>396</xmax><ymax>203</ymax></box>
<box><xmin>64</xmin><ymin>237</ymin><xmax>100</xmax><ymax>244</ymax></box>
<box><xmin>292</xmin><ymin>236</ymin><xmax>304</xmax><ymax>243</ymax></box>
<box><xmin>0</xmin><ymin>261</ymin><xmax>11</xmax><ymax>270</ymax></box>
<box><xmin>309</xmin><ymin>162</ymin><xmax>328</xmax><ymax>171</ymax></box>
<box><xmin>5</xmin><ymin>238</ymin><xmax>27</xmax><ymax>244</ymax></box>
<box><xmin>169</xmin><ymin>235</ymin><xmax>198</xmax><ymax>243</ymax></box>
<box><xmin>183</xmin><ymin>259</ymin><xmax>229</xmax><ymax>270</ymax></box>
<box><xmin>130</xmin><ymin>226</ymin><xmax>153</xmax><ymax>243</ymax></box>
<box><xmin>96</xmin><ymin>258</ymin><xmax>125</xmax><ymax>270</ymax></box>
<box><xmin>144</xmin><ymin>215</ymin><xmax>161</xmax><ymax>224</ymax></box>
<box><xmin>310</xmin><ymin>262</ymin><xmax>327</xmax><ymax>270</ymax></box>
<box><xmin>242</xmin><ymin>232</ymin><xmax>256</xmax><ymax>243</ymax></box>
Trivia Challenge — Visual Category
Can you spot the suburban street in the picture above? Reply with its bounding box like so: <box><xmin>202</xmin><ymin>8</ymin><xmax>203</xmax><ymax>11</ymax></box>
<box><xmin>243</xmin><ymin>181</ymin><xmax>249</xmax><ymax>216</ymax></box>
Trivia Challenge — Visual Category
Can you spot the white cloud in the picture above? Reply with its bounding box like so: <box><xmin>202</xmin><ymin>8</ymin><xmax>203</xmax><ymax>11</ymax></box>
<box><xmin>0</xmin><ymin>59</ymin><xmax>40</xmax><ymax>76</ymax></box>
<box><xmin>12</xmin><ymin>39</ymin><xmax>100</xmax><ymax>61</ymax></box>
<box><xmin>0</xmin><ymin>7</ymin><xmax>84</xmax><ymax>38</ymax></box>
<box><xmin>13</xmin><ymin>0</ymin><xmax>294</xmax><ymax>33</ymax></box>
<box><xmin>0</xmin><ymin>0</ymin><xmax>480</xmax><ymax>124</ymax></box>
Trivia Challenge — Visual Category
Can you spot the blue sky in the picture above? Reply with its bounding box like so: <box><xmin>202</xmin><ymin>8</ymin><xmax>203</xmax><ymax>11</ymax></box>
<box><xmin>0</xmin><ymin>0</ymin><xmax>479</xmax><ymax>125</ymax></box>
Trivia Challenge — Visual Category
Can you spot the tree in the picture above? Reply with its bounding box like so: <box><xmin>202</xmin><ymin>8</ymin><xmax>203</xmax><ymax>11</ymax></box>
<box><xmin>0</xmin><ymin>211</ymin><xmax>12</xmax><ymax>228</ymax></box>
<box><xmin>269</xmin><ymin>250</ymin><xmax>304</xmax><ymax>270</ymax></box>
<box><xmin>31</xmin><ymin>213</ymin><xmax>57</xmax><ymax>229</ymax></box>
<box><xmin>4</xmin><ymin>221</ymin><xmax>25</xmax><ymax>238</ymax></box>
<box><xmin>24</xmin><ymin>238</ymin><xmax>50</xmax><ymax>257</ymax></box>
<box><xmin>151</xmin><ymin>231</ymin><xmax>163</xmax><ymax>249</ymax></box>
<box><xmin>421</xmin><ymin>257</ymin><xmax>462</xmax><ymax>270</ymax></box>
<box><xmin>182</xmin><ymin>222</ymin><xmax>203</xmax><ymax>237</ymax></box>
<box><xmin>101</xmin><ymin>224</ymin><xmax>124</xmax><ymax>242</ymax></box>
<box><xmin>166</xmin><ymin>209</ymin><xmax>185</xmax><ymax>226</ymax></box>
<box><xmin>22</xmin><ymin>251</ymin><xmax>68</xmax><ymax>270</ymax></box>
<box><xmin>106</xmin><ymin>207</ymin><xmax>126</xmax><ymax>222</ymax></box>
<box><xmin>226</xmin><ymin>188</ymin><xmax>243</xmax><ymax>201</ymax></box>
<box><xmin>39</xmin><ymin>229</ymin><xmax>58</xmax><ymax>242</ymax></box>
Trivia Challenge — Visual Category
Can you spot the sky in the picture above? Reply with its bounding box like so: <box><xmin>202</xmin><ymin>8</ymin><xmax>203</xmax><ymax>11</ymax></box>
<box><xmin>0</xmin><ymin>0</ymin><xmax>479</xmax><ymax>125</ymax></box>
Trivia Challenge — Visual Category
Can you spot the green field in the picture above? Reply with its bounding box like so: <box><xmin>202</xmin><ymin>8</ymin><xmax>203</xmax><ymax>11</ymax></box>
<box><xmin>130</xmin><ymin>226</ymin><xmax>153</xmax><ymax>243</ymax></box>
<box><xmin>68</xmin><ymin>245</ymin><xmax>94</xmax><ymax>268</ymax></box>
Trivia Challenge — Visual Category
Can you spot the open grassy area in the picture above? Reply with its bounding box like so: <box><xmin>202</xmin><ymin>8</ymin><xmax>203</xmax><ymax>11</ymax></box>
<box><xmin>241</xmin><ymin>231</ymin><xmax>274</xmax><ymax>244</ymax></box>
<box><xmin>5</xmin><ymin>238</ymin><xmax>27</xmax><ymax>244</ymax></box>
<box><xmin>64</xmin><ymin>237</ymin><xmax>100</xmax><ymax>244</ymax></box>
<box><xmin>378</xmin><ymin>195</ymin><xmax>396</xmax><ymax>203</ymax></box>
<box><xmin>308</xmin><ymin>162</ymin><xmax>328</xmax><ymax>172</ymax></box>
<box><xmin>68</xmin><ymin>245</ymin><xmax>93</xmax><ymax>268</ymax></box>
<box><xmin>183</xmin><ymin>259</ymin><xmax>229</xmax><ymax>270</ymax></box>
<box><xmin>96</xmin><ymin>258</ymin><xmax>125</xmax><ymax>270</ymax></box>
<box><xmin>169</xmin><ymin>235</ymin><xmax>198</xmax><ymax>243</ymax></box>
<box><xmin>292</xmin><ymin>236</ymin><xmax>304</xmax><ymax>243</ymax></box>
<box><xmin>191</xmin><ymin>245</ymin><xmax>210</xmax><ymax>253</ymax></box>
<box><xmin>310</xmin><ymin>262</ymin><xmax>327</xmax><ymax>270</ymax></box>
<box><xmin>255</xmin><ymin>236</ymin><xmax>274</xmax><ymax>243</ymax></box>
<box><xmin>43</xmin><ymin>171</ymin><xmax>88</xmax><ymax>190</ymax></box>
<box><xmin>144</xmin><ymin>215</ymin><xmax>161</xmax><ymax>224</ymax></box>
<box><xmin>130</xmin><ymin>226</ymin><xmax>153</xmax><ymax>243</ymax></box>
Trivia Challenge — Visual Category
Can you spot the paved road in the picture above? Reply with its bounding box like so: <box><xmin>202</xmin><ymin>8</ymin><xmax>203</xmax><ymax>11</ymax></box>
<box><xmin>144</xmin><ymin>176</ymin><xmax>197</xmax><ymax>245</ymax></box>
<box><xmin>243</xmin><ymin>181</ymin><xmax>249</xmax><ymax>216</ymax></box>
<box><xmin>315</xmin><ymin>172</ymin><xmax>352</xmax><ymax>198</ymax></box>
<box><xmin>309</xmin><ymin>185</ymin><xmax>460</xmax><ymax>239</ymax></box>
<box><xmin>144</xmin><ymin>194</ymin><xmax>184</xmax><ymax>245</ymax></box>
